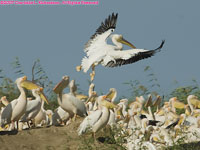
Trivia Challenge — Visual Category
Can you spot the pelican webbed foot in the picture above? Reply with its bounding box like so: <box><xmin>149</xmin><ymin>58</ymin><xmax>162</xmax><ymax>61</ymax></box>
<box><xmin>73</xmin><ymin>114</ymin><xmax>77</xmax><ymax>122</ymax></box>
<box><xmin>76</xmin><ymin>65</ymin><xmax>82</xmax><ymax>72</ymax></box>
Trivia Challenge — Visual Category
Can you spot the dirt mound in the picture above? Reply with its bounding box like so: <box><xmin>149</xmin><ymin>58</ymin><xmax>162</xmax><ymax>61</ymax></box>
<box><xmin>0</xmin><ymin>118</ymin><xmax>124</xmax><ymax>150</ymax></box>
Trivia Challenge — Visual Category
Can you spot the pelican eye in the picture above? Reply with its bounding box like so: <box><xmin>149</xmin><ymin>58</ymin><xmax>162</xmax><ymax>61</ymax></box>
<box><xmin>111</xmin><ymin>29</ymin><xmax>114</xmax><ymax>32</ymax></box>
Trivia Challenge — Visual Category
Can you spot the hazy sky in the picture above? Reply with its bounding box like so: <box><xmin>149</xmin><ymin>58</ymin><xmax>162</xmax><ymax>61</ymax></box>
<box><xmin>0</xmin><ymin>0</ymin><xmax>200</xmax><ymax>98</ymax></box>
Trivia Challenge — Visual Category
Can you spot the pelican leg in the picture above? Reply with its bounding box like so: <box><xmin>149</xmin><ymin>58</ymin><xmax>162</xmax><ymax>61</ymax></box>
<box><xmin>76</xmin><ymin>65</ymin><xmax>82</xmax><ymax>72</ymax></box>
<box><xmin>27</xmin><ymin>121</ymin><xmax>31</xmax><ymax>129</ymax></box>
<box><xmin>10</xmin><ymin>121</ymin><xmax>15</xmax><ymax>131</ymax></box>
<box><xmin>92</xmin><ymin>132</ymin><xmax>96</xmax><ymax>141</ymax></box>
<box><xmin>90</xmin><ymin>64</ymin><xmax>96</xmax><ymax>81</ymax></box>
<box><xmin>16</xmin><ymin>121</ymin><xmax>19</xmax><ymax>130</ymax></box>
<box><xmin>73</xmin><ymin>114</ymin><xmax>77</xmax><ymax>122</ymax></box>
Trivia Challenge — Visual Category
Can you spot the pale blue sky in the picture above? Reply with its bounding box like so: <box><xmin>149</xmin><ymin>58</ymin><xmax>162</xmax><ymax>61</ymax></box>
<box><xmin>0</xmin><ymin>0</ymin><xmax>200</xmax><ymax>98</ymax></box>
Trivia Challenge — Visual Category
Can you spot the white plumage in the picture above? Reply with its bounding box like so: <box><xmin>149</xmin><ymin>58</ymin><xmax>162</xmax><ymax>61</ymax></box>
<box><xmin>52</xmin><ymin>106</ymin><xmax>71</xmax><ymax>126</ymax></box>
<box><xmin>78</xmin><ymin>95</ymin><xmax>117</xmax><ymax>136</ymax></box>
<box><xmin>54</xmin><ymin>76</ymin><xmax>87</xmax><ymax>119</ymax></box>
<box><xmin>1</xmin><ymin>76</ymin><xmax>28</xmax><ymax>128</ymax></box>
<box><xmin>77</xmin><ymin>13</ymin><xmax>165</xmax><ymax>81</ymax></box>
<box><xmin>20</xmin><ymin>88</ymin><xmax>43</xmax><ymax>122</ymax></box>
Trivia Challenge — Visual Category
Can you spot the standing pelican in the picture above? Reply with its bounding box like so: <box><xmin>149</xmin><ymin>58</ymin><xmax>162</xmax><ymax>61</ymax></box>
<box><xmin>53</xmin><ymin>76</ymin><xmax>87</xmax><ymax>121</ymax></box>
<box><xmin>77</xmin><ymin>95</ymin><xmax>117</xmax><ymax>139</ymax></box>
<box><xmin>33</xmin><ymin>96</ymin><xmax>48</xmax><ymax>127</ymax></box>
<box><xmin>76</xmin><ymin>13</ymin><xmax>165</xmax><ymax>81</ymax></box>
<box><xmin>0</xmin><ymin>76</ymin><xmax>38</xmax><ymax>130</ymax></box>
<box><xmin>20</xmin><ymin>87</ymin><xmax>48</xmax><ymax>125</ymax></box>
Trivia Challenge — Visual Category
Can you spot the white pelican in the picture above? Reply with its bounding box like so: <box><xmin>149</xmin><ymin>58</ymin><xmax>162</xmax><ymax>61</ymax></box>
<box><xmin>105</xmin><ymin>88</ymin><xmax>117</xmax><ymax>102</ymax></box>
<box><xmin>77</xmin><ymin>95</ymin><xmax>117</xmax><ymax>139</ymax></box>
<box><xmin>69</xmin><ymin>79</ymin><xmax>88</xmax><ymax>100</ymax></box>
<box><xmin>52</xmin><ymin>106</ymin><xmax>72</xmax><ymax>126</ymax></box>
<box><xmin>118</xmin><ymin>99</ymin><xmax>128</xmax><ymax>117</ymax></box>
<box><xmin>20</xmin><ymin>87</ymin><xmax>48</xmax><ymax>126</ymax></box>
<box><xmin>76</xmin><ymin>13</ymin><xmax>165</xmax><ymax>81</ymax></box>
<box><xmin>53</xmin><ymin>76</ymin><xmax>87</xmax><ymax>121</ymax></box>
<box><xmin>169</xmin><ymin>97</ymin><xmax>185</xmax><ymax>113</ymax></box>
<box><xmin>33</xmin><ymin>97</ymin><xmax>47</xmax><ymax>127</ymax></box>
<box><xmin>0</xmin><ymin>76</ymin><xmax>38</xmax><ymax>130</ymax></box>
<box><xmin>187</xmin><ymin>95</ymin><xmax>200</xmax><ymax>114</ymax></box>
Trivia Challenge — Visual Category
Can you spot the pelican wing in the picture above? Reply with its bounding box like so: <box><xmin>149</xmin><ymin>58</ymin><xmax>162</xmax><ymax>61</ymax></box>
<box><xmin>78</xmin><ymin>110</ymin><xmax>102</xmax><ymax>135</ymax></box>
<box><xmin>1</xmin><ymin>99</ymin><xmax>18</xmax><ymax>127</ymax></box>
<box><xmin>20</xmin><ymin>100</ymin><xmax>41</xmax><ymax>122</ymax></box>
<box><xmin>84</xmin><ymin>13</ymin><xmax>118</xmax><ymax>57</ymax></box>
<box><xmin>105</xmin><ymin>40</ymin><xmax>165</xmax><ymax>67</ymax></box>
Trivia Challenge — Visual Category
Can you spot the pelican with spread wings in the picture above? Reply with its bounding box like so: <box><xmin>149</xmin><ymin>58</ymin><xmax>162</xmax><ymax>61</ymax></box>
<box><xmin>76</xmin><ymin>13</ymin><xmax>165</xmax><ymax>81</ymax></box>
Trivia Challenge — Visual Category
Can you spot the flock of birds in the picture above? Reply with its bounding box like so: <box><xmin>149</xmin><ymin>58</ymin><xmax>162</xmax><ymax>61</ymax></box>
<box><xmin>2</xmin><ymin>13</ymin><xmax>198</xmax><ymax>150</ymax></box>
<box><xmin>1</xmin><ymin>76</ymin><xmax>200</xmax><ymax>150</ymax></box>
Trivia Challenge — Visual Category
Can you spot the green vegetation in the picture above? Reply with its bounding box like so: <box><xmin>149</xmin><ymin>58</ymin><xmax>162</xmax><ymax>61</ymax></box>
<box><xmin>0</xmin><ymin>57</ymin><xmax>59</xmax><ymax>110</ymax></box>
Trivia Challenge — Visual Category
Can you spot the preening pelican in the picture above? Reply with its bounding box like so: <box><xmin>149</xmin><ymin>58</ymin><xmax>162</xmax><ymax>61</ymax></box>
<box><xmin>106</xmin><ymin>88</ymin><xmax>117</xmax><ymax>102</ymax></box>
<box><xmin>52</xmin><ymin>106</ymin><xmax>72</xmax><ymax>126</ymax></box>
<box><xmin>77</xmin><ymin>95</ymin><xmax>117</xmax><ymax>139</ymax></box>
<box><xmin>76</xmin><ymin>13</ymin><xmax>165</xmax><ymax>81</ymax></box>
<box><xmin>0</xmin><ymin>76</ymin><xmax>38</xmax><ymax>130</ymax></box>
<box><xmin>53</xmin><ymin>76</ymin><xmax>87</xmax><ymax>121</ymax></box>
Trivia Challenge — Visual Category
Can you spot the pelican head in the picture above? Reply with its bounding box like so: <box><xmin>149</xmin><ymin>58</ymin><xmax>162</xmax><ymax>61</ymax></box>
<box><xmin>20</xmin><ymin>76</ymin><xmax>41</xmax><ymax>90</ymax></box>
<box><xmin>98</xmin><ymin>95</ymin><xmax>117</xmax><ymax>109</ymax></box>
<box><xmin>110</xmin><ymin>34</ymin><xmax>136</xmax><ymax>49</ymax></box>
<box><xmin>106</xmin><ymin>88</ymin><xmax>117</xmax><ymax>102</ymax></box>
<box><xmin>69</xmin><ymin>80</ymin><xmax>75</xmax><ymax>88</ymax></box>
<box><xmin>170</xmin><ymin>97</ymin><xmax>185</xmax><ymax>109</ymax></box>
<box><xmin>53</xmin><ymin>75</ymin><xmax>70</xmax><ymax>94</ymax></box>
<box><xmin>187</xmin><ymin>95</ymin><xmax>198</xmax><ymax>100</ymax></box>
<box><xmin>16</xmin><ymin>76</ymin><xmax>27</xmax><ymax>84</ymax></box>
<box><xmin>32</xmin><ymin>87</ymin><xmax>49</xmax><ymax>104</ymax></box>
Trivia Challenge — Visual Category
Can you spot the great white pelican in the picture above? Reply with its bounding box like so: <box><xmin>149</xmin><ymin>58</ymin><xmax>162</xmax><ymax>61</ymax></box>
<box><xmin>77</xmin><ymin>95</ymin><xmax>117</xmax><ymax>139</ymax></box>
<box><xmin>53</xmin><ymin>76</ymin><xmax>87</xmax><ymax>121</ymax></box>
<box><xmin>0</xmin><ymin>76</ymin><xmax>40</xmax><ymax>130</ymax></box>
<box><xmin>76</xmin><ymin>13</ymin><xmax>165</xmax><ymax>81</ymax></box>
<box><xmin>20</xmin><ymin>87</ymin><xmax>49</xmax><ymax>127</ymax></box>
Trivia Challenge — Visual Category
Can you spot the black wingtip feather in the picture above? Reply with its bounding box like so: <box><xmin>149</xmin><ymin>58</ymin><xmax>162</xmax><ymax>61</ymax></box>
<box><xmin>105</xmin><ymin>40</ymin><xmax>165</xmax><ymax>68</ymax></box>
<box><xmin>90</xmin><ymin>13</ymin><xmax>118</xmax><ymax>39</ymax></box>
<box><xmin>154</xmin><ymin>40</ymin><xmax>165</xmax><ymax>52</ymax></box>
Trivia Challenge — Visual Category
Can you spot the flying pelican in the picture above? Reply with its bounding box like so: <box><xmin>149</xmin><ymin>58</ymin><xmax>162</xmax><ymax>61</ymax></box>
<box><xmin>53</xmin><ymin>76</ymin><xmax>87</xmax><ymax>121</ymax></box>
<box><xmin>77</xmin><ymin>95</ymin><xmax>117</xmax><ymax>139</ymax></box>
<box><xmin>76</xmin><ymin>13</ymin><xmax>165</xmax><ymax>81</ymax></box>
<box><xmin>0</xmin><ymin>76</ymin><xmax>39</xmax><ymax>130</ymax></box>
<box><xmin>20</xmin><ymin>87</ymin><xmax>48</xmax><ymax>127</ymax></box>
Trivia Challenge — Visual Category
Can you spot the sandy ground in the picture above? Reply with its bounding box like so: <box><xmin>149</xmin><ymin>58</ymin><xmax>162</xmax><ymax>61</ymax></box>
<box><xmin>0</xmin><ymin>118</ymin><xmax>123</xmax><ymax>150</ymax></box>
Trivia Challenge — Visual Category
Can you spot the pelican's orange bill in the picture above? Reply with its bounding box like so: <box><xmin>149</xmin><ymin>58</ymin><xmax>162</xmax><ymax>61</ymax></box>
<box><xmin>20</xmin><ymin>80</ymin><xmax>40</xmax><ymax>90</ymax></box>
<box><xmin>40</xmin><ymin>91</ymin><xmax>49</xmax><ymax>104</ymax></box>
